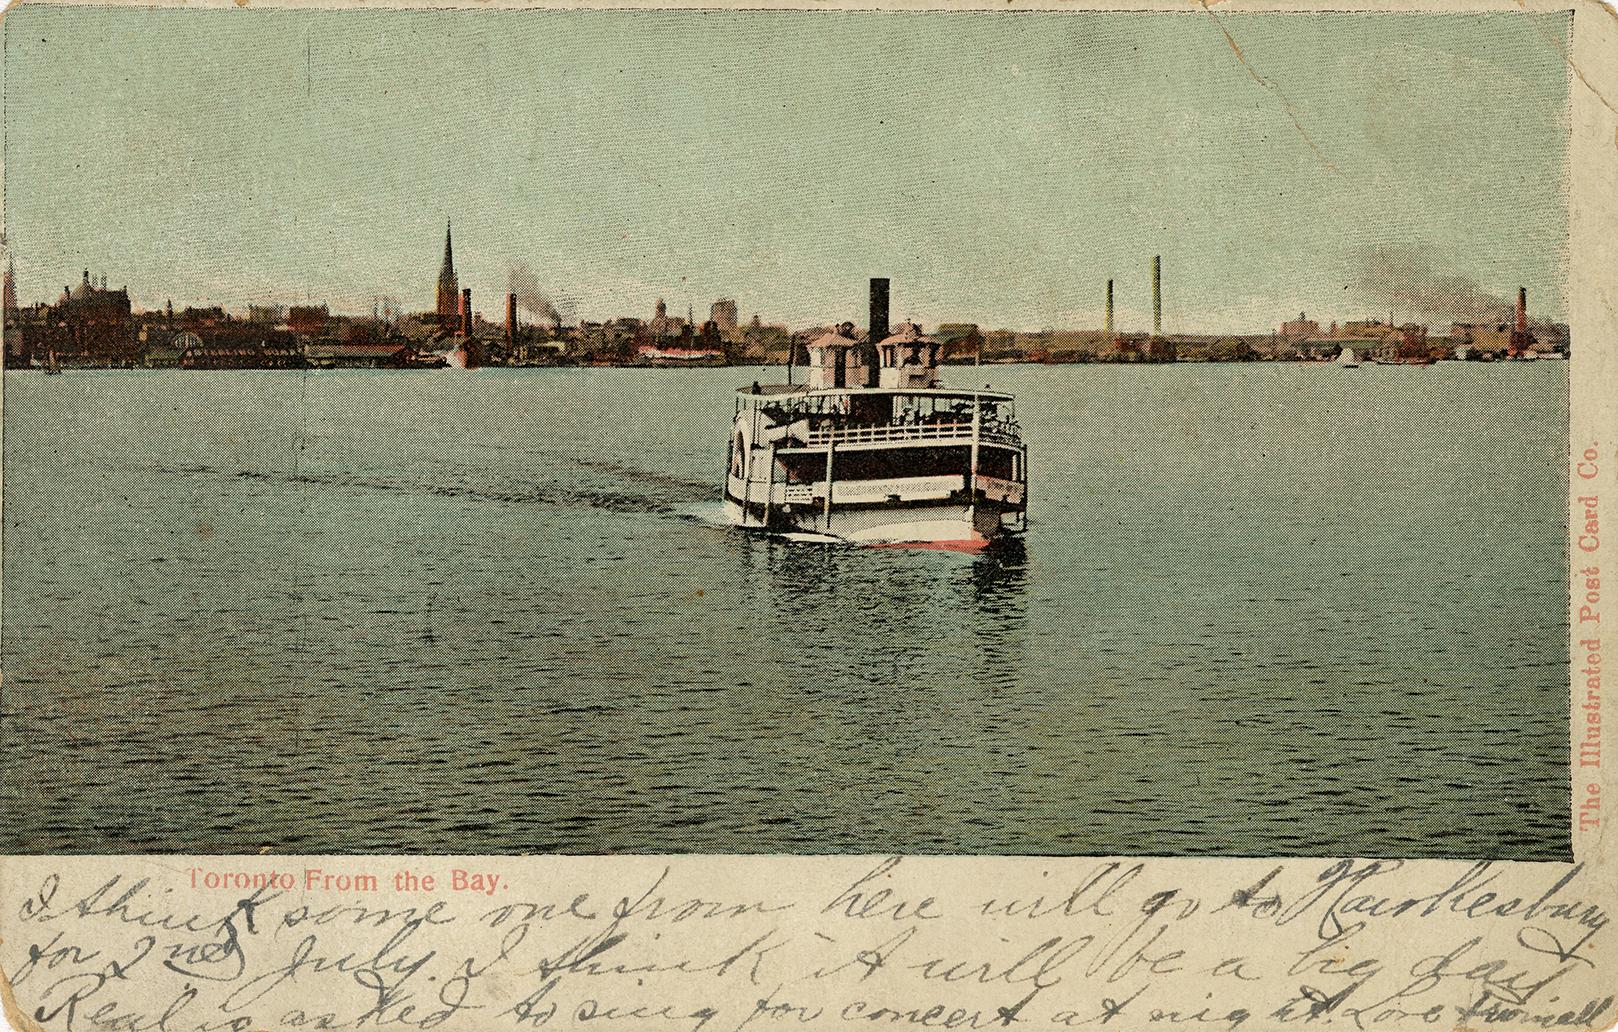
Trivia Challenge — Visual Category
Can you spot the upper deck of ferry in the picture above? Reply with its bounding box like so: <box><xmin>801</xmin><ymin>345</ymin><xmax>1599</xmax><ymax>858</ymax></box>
<box><xmin>743</xmin><ymin>318</ymin><xmax>1012</xmax><ymax>402</ymax></box>
<box><xmin>731</xmin><ymin>318</ymin><xmax>1022</xmax><ymax>450</ymax></box>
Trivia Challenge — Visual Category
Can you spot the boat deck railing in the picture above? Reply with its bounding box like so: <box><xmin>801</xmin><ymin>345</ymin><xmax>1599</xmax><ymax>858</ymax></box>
<box><xmin>804</xmin><ymin>420</ymin><xmax>1021</xmax><ymax>447</ymax></box>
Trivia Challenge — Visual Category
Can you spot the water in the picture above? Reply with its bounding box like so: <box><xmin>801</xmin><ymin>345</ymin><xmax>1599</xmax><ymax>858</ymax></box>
<box><xmin>0</xmin><ymin>363</ymin><xmax>1569</xmax><ymax>858</ymax></box>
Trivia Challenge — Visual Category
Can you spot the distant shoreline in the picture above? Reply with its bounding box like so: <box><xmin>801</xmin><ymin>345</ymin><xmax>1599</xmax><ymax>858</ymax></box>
<box><xmin>6</xmin><ymin>354</ymin><xmax>1565</xmax><ymax>373</ymax></box>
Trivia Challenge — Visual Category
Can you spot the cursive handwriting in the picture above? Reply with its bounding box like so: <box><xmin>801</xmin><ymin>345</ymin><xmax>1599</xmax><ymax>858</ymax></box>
<box><xmin>0</xmin><ymin>858</ymin><xmax>1609</xmax><ymax>1032</ymax></box>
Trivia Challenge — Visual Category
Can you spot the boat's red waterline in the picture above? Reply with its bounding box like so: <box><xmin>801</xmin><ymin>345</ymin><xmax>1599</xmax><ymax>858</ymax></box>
<box><xmin>867</xmin><ymin>537</ymin><xmax>989</xmax><ymax>553</ymax></box>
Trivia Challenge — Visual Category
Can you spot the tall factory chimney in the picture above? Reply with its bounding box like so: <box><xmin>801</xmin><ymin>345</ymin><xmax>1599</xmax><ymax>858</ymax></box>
<box><xmin>1152</xmin><ymin>256</ymin><xmax>1162</xmax><ymax>338</ymax></box>
<box><xmin>1516</xmin><ymin>286</ymin><xmax>1528</xmax><ymax>333</ymax></box>
<box><xmin>1105</xmin><ymin>279</ymin><xmax>1114</xmax><ymax>338</ymax></box>
<box><xmin>867</xmin><ymin>277</ymin><xmax>889</xmax><ymax>388</ymax></box>
<box><xmin>461</xmin><ymin>287</ymin><xmax>473</xmax><ymax>337</ymax></box>
<box><xmin>506</xmin><ymin>292</ymin><xmax>518</xmax><ymax>347</ymax></box>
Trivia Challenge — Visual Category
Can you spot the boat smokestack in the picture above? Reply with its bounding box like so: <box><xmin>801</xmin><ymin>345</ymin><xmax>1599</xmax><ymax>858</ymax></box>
<box><xmin>1152</xmin><ymin>256</ymin><xmax>1162</xmax><ymax>337</ymax></box>
<box><xmin>506</xmin><ymin>291</ymin><xmax>518</xmax><ymax>346</ymax></box>
<box><xmin>867</xmin><ymin>277</ymin><xmax>889</xmax><ymax>388</ymax></box>
<box><xmin>461</xmin><ymin>287</ymin><xmax>473</xmax><ymax>337</ymax></box>
<box><xmin>1516</xmin><ymin>286</ymin><xmax>1528</xmax><ymax>333</ymax></box>
<box><xmin>1105</xmin><ymin>278</ymin><xmax>1114</xmax><ymax>337</ymax></box>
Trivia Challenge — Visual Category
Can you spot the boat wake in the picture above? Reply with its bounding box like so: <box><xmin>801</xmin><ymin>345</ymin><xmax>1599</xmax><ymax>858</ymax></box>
<box><xmin>775</xmin><ymin>531</ymin><xmax>845</xmax><ymax>545</ymax></box>
<box><xmin>672</xmin><ymin>501</ymin><xmax>735</xmax><ymax>527</ymax></box>
<box><xmin>123</xmin><ymin>459</ymin><xmax>696</xmax><ymax>518</ymax></box>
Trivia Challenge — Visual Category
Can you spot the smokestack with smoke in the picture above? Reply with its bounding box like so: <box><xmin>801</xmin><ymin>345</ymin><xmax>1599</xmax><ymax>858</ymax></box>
<box><xmin>1152</xmin><ymin>256</ymin><xmax>1162</xmax><ymax>337</ymax></box>
<box><xmin>507</xmin><ymin>263</ymin><xmax>564</xmax><ymax>327</ymax></box>
<box><xmin>1353</xmin><ymin>245</ymin><xmax>1519</xmax><ymax>327</ymax></box>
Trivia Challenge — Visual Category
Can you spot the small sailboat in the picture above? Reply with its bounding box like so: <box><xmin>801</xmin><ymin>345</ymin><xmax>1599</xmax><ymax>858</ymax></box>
<box><xmin>1336</xmin><ymin>347</ymin><xmax>1359</xmax><ymax>368</ymax></box>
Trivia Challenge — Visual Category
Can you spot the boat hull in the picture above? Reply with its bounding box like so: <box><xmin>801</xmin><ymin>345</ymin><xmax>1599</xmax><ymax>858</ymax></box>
<box><xmin>724</xmin><ymin>498</ymin><xmax>1022</xmax><ymax>546</ymax></box>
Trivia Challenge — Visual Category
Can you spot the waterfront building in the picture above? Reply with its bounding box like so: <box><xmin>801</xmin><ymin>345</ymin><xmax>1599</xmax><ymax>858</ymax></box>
<box><xmin>1280</xmin><ymin>312</ymin><xmax>1320</xmax><ymax>339</ymax></box>
<box><xmin>248</xmin><ymin>303</ymin><xmax>287</xmax><ymax>325</ymax></box>
<box><xmin>1297</xmin><ymin>337</ymin><xmax>1349</xmax><ymax>360</ymax></box>
<box><xmin>1337</xmin><ymin>318</ymin><xmax>1400</xmax><ymax>340</ymax></box>
<box><xmin>177</xmin><ymin>328</ymin><xmax>301</xmax><ymax>369</ymax></box>
<box><xmin>935</xmin><ymin>323</ymin><xmax>984</xmax><ymax>362</ymax></box>
<box><xmin>182</xmin><ymin>306</ymin><xmax>229</xmax><ymax>329</ymax></box>
<box><xmin>305</xmin><ymin>342</ymin><xmax>417</xmax><ymax>369</ymax></box>
<box><xmin>142</xmin><ymin>330</ymin><xmax>195</xmax><ymax>368</ymax></box>
<box><xmin>288</xmin><ymin>304</ymin><xmax>330</xmax><ymax>337</ymax></box>
<box><xmin>648</xmin><ymin>298</ymin><xmax>688</xmax><ymax>340</ymax></box>
<box><xmin>571</xmin><ymin>318</ymin><xmax>642</xmax><ymax>362</ymax></box>
<box><xmin>710</xmin><ymin>298</ymin><xmax>738</xmax><ymax>331</ymax></box>
<box><xmin>13</xmin><ymin>269</ymin><xmax>138</xmax><ymax>365</ymax></box>
<box><xmin>1450</xmin><ymin>321</ymin><xmax>1514</xmax><ymax>355</ymax></box>
<box><xmin>742</xmin><ymin>317</ymin><xmax>791</xmax><ymax>364</ymax></box>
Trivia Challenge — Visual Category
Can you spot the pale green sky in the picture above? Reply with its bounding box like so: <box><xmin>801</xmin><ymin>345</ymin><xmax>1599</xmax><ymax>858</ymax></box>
<box><xmin>2</xmin><ymin>7</ymin><xmax>1571</xmax><ymax>332</ymax></box>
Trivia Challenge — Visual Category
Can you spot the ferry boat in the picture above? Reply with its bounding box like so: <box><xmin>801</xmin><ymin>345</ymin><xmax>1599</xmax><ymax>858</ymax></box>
<box><xmin>725</xmin><ymin>279</ymin><xmax>1027</xmax><ymax>548</ymax></box>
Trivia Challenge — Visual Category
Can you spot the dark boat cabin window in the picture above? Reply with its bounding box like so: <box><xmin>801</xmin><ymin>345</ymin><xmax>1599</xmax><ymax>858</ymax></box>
<box><xmin>979</xmin><ymin>445</ymin><xmax>1017</xmax><ymax>481</ymax></box>
<box><xmin>782</xmin><ymin>453</ymin><xmax>827</xmax><ymax>484</ymax></box>
<box><xmin>836</xmin><ymin>446</ymin><xmax>970</xmax><ymax>481</ymax></box>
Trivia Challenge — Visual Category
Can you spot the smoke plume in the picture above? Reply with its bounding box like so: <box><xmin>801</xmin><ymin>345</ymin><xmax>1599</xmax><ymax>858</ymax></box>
<box><xmin>507</xmin><ymin>264</ymin><xmax>568</xmax><ymax>325</ymax></box>
<box><xmin>1352</xmin><ymin>245</ymin><xmax>1516</xmax><ymax>327</ymax></box>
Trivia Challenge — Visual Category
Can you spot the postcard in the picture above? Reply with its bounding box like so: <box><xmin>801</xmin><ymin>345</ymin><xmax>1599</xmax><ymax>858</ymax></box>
<box><xmin>0</xmin><ymin>0</ymin><xmax>1613</xmax><ymax>1029</ymax></box>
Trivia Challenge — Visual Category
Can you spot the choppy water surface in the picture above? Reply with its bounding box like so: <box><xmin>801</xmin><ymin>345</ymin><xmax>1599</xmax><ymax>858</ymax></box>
<box><xmin>1</xmin><ymin>363</ymin><xmax>1569</xmax><ymax>857</ymax></box>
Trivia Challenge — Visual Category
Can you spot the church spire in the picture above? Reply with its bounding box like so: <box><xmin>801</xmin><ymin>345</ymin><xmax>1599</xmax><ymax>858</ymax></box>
<box><xmin>435</xmin><ymin>220</ymin><xmax>459</xmax><ymax>321</ymax></box>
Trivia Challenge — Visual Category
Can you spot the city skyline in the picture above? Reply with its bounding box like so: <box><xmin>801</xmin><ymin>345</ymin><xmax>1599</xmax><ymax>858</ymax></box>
<box><xmin>2</xmin><ymin>8</ymin><xmax>1571</xmax><ymax>333</ymax></box>
<box><xmin>4</xmin><ymin>249</ymin><xmax>1568</xmax><ymax>339</ymax></box>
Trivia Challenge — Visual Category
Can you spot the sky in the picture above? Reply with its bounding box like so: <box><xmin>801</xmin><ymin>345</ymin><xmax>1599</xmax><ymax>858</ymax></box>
<box><xmin>0</xmin><ymin>7</ymin><xmax>1572</xmax><ymax>333</ymax></box>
